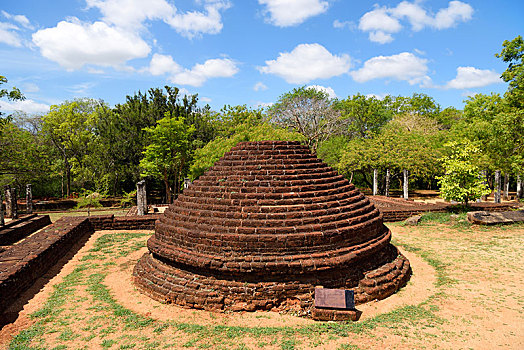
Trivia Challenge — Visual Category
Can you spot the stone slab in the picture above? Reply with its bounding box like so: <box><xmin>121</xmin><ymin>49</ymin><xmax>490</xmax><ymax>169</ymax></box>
<box><xmin>467</xmin><ymin>210</ymin><xmax>524</xmax><ymax>225</ymax></box>
<box><xmin>314</xmin><ymin>287</ymin><xmax>355</xmax><ymax>310</ymax></box>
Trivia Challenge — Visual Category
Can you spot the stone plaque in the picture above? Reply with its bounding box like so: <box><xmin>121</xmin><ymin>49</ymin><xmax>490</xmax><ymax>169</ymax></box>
<box><xmin>314</xmin><ymin>287</ymin><xmax>355</xmax><ymax>310</ymax></box>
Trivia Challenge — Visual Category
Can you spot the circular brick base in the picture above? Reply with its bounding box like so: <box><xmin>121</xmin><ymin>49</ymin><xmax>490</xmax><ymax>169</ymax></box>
<box><xmin>133</xmin><ymin>244</ymin><xmax>411</xmax><ymax>314</ymax></box>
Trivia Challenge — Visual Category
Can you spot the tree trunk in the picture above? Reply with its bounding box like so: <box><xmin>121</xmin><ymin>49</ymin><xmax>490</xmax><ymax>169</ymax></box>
<box><xmin>403</xmin><ymin>169</ymin><xmax>409</xmax><ymax>199</ymax></box>
<box><xmin>494</xmin><ymin>170</ymin><xmax>501</xmax><ymax>203</ymax></box>
<box><xmin>517</xmin><ymin>175</ymin><xmax>522</xmax><ymax>199</ymax></box>
<box><xmin>385</xmin><ymin>169</ymin><xmax>390</xmax><ymax>197</ymax></box>
<box><xmin>372</xmin><ymin>169</ymin><xmax>378</xmax><ymax>196</ymax></box>
<box><xmin>503</xmin><ymin>173</ymin><xmax>509</xmax><ymax>200</ymax></box>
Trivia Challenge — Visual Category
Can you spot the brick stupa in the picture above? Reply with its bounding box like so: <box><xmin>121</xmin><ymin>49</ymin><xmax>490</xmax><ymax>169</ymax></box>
<box><xmin>133</xmin><ymin>141</ymin><xmax>411</xmax><ymax>320</ymax></box>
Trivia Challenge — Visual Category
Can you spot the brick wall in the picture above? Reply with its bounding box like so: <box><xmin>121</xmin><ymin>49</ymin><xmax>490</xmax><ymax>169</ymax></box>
<box><xmin>0</xmin><ymin>215</ymin><xmax>51</xmax><ymax>246</ymax></box>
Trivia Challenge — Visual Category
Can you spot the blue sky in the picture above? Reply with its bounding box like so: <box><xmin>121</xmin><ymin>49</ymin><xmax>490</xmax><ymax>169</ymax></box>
<box><xmin>0</xmin><ymin>0</ymin><xmax>522</xmax><ymax>114</ymax></box>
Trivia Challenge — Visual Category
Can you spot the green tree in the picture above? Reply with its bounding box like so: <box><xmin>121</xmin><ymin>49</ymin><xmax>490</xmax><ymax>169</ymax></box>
<box><xmin>41</xmin><ymin>98</ymin><xmax>101</xmax><ymax>197</ymax></box>
<box><xmin>437</xmin><ymin>140</ymin><xmax>491</xmax><ymax>206</ymax></box>
<box><xmin>98</xmin><ymin>86</ymin><xmax>210</xmax><ymax>196</ymax></box>
<box><xmin>140</xmin><ymin>115</ymin><xmax>195</xmax><ymax>203</ymax></box>
<box><xmin>190</xmin><ymin>121</ymin><xmax>304</xmax><ymax>180</ymax></box>
<box><xmin>0</xmin><ymin>75</ymin><xmax>25</xmax><ymax>131</ymax></box>
<box><xmin>268</xmin><ymin>86</ymin><xmax>342</xmax><ymax>152</ymax></box>
<box><xmin>334</xmin><ymin>93</ymin><xmax>393</xmax><ymax>139</ymax></box>
<box><xmin>390</xmin><ymin>93</ymin><xmax>441</xmax><ymax>119</ymax></box>
<box><xmin>496</xmin><ymin>35</ymin><xmax>524</xmax><ymax>108</ymax></box>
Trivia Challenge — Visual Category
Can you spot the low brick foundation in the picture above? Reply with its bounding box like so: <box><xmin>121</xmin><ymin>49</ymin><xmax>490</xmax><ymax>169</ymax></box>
<box><xmin>88</xmin><ymin>214</ymin><xmax>160</xmax><ymax>230</ymax></box>
<box><xmin>0</xmin><ymin>214</ymin><xmax>160</xmax><ymax>317</ymax></box>
<box><xmin>0</xmin><ymin>217</ymin><xmax>93</xmax><ymax>314</ymax></box>
<box><xmin>0</xmin><ymin>215</ymin><xmax>51</xmax><ymax>246</ymax></box>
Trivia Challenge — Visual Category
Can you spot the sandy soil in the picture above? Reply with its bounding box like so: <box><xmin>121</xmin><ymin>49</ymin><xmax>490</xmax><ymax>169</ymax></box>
<box><xmin>1</xmin><ymin>222</ymin><xmax>523</xmax><ymax>349</ymax></box>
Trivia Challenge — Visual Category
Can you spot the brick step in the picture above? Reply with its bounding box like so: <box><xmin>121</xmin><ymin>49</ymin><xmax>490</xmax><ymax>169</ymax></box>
<box><xmin>0</xmin><ymin>215</ymin><xmax>51</xmax><ymax>246</ymax></box>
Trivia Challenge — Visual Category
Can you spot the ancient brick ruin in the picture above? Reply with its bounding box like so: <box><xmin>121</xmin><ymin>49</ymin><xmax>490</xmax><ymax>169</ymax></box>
<box><xmin>133</xmin><ymin>141</ymin><xmax>412</xmax><ymax>317</ymax></box>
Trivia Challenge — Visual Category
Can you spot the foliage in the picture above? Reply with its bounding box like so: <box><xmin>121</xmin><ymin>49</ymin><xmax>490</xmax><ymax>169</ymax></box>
<box><xmin>41</xmin><ymin>98</ymin><xmax>102</xmax><ymax>197</ymax></box>
<box><xmin>436</xmin><ymin>140</ymin><xmax>491</xmax><ymax>205</ymax></box>
<box><xmin>337</xmin><ymin>113</ymin><xmax>445</xmax><ymax>187</ymax></box>
<box><xmin>120</xmin><ymin>189</ymin><xmax>137</xmax><ymax>208</ymax></box>
<box><xmin>268</xmin><ymin>86</ymin><xmax>343</xmax><ymax>152</ymax></box>
<box><xmin>0</xmin><ymin>75</ymin><xmax>25</xmax><ymax>130</ymax></box>
<box><xmin>0</xmin><ymin>117</ymin><xmax>53</xmax><ymax>191</ymax></box>
<box><xmin>190</xmin><ymin>121</ymin><xmax>304</xmax><ymax>180</ymax></box>
<box><xmin>140</xmin><ymin>115</ymin><xmax>195</xmax><ymax>203</ymax></box>
<box><xmin>75</xmin><ymin>189</ymin><xmax>103</xmax><ymax>209</ymax></box>
<box><xmin>334</xmin><ymin>93</ymin><xmax>393</xmax><ymax>138</ymax></box>
<box><xmin>496</xmin><ymin>35</ymin><xmax>524</xmax><ymax>108</ymax></box>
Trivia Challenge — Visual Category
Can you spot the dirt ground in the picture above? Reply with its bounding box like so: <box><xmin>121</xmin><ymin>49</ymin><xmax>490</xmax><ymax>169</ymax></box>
<box><xmin>1</xmin><ymin>218</ymin><xmax>523</xmax><ymax>349</ymax></box>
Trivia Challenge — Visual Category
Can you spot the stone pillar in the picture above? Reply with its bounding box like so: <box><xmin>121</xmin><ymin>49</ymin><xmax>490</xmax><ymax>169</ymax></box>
<box><xmin>372</xmin><ymin>169</ymin><xmax>378</xmax><ymax>196</ymax></box>
<box><xmin>403</xmin><ymin>169</ymin><xmax>409</xmax><ymax>200</ymax></box>
<box><xmin>503</xmin><ymin>174</ymin><xmax>510</xmax><ymax>200</ymax></box>
<box><xmin>0</xmin><ymin>190</ymin><xmax>4</xmax><ymax>226</ymax></box>
<box><xmin>385</xmin><ymin>169</ymin><xmax>390</xmax><ymax>197</ymax></box>
<box><xmin>136</xmin><ymin>180</ymin><xmax>148</xmax><ymax>216</ymax></box>
<box><xmin>26</xmin><ymin>184</ymin><xmax>33</xmax><ymax>214</ymax></box>
<box><xmin>494</xmin><ymin>170</ymin><xmax>501</xmax><ymax>203</ymax></box>
<box><xmin>5</xmin><ymin>185</ymin><xmax>12</xmax><ymax>218</ymax></box>
<box><xmin>481</xmin><ymin>170</ymin><xmax>488</xmax><ymax>201</ymax></box>
<box><xmin>184</xmin><ymin>178</ymin><xmax>191</xmax><ymax>189</ymax></box>
<box><xmin>11</xmin><ymin>187</ymin><xmax>18</xmax><ymax>219</ymax></box>
<box><xmin>517</xmin><ymin>175</ymin><xmax>522</xmax><ymax>200</ymax></box>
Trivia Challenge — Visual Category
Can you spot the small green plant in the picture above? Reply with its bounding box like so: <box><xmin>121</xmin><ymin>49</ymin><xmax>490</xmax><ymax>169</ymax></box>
<box><xmin>75</xmin><ymin>189</ymin><xmax>103</xmax><ymax>216</ymax></box>
<box><xmin>120</xmin><ymin>190</ymin><xmax>137</xmax><ymax>208</ymax></box>
<box><xmin>436</xmin><ymin>140</ymin><xmax>490</xmax><ymax>206</ymax></box>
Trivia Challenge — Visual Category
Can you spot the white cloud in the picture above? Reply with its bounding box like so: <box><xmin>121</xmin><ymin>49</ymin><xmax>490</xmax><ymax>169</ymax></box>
<box><xmin>307</xmin><ymin>85</ymin><xmax>336</xmax><ymax>98</ymax></box>
<box><xmin>359</xmin><ymin>7</ymin><xmax>402</xmax><ymax>33</ymax></box>
<box><xmin>259</xmin><ymin>0</ymin><xmax>329</xmax><ymax>27</ymax></box>
<box><xmin>148</xmin><ymin>53</ymin><xmax>182</xmax><ymax>75</ymax></box>
<box><xmin>359</xmin><ymin>1</ymin><xmax>473</xmax><ymax>44</ymax></box>
<box><xmin>434</xmin><ymin>1</ymin><xmax>473</xmax><ymax>29</ymax></box>
<box><xmin>333</xmin><ymin>19</ymin><xmax>355</xmax><ymax>30</ymax></box>
<box><xmin>0</xmin><ymin>99</ymin><xmax>50</xmax><ymax>114</ymax></box>
<box><xmin>351</xmin><ymin>52</ymin><xmax>430</xmax><ymax>86</ymax></box>
<box><xmin>0</xmin><ymin>22</ymin><xmax>23</xmax><ymax>47</ymax></box>
<box><xmin>86</xmin><ymin>0</ymin><xmax>230</xmax><ymax>39</ymax></box>
<box><xmin>22</xmin><ymin>83</ymin><xmax>40</xmax><ymax>93</ymax></box>
<box><xmin>1</xmin><ymin>10</ymin><xmax>33</xmax><ymax>29</ymax></box>
<box><xmin>445</xmin><ymin>66</ymin><xmax>502</xmax><ymax>89</ymax></box>
<box><xmin>171</xmin><ymin>58</ymin><xmax>239</xmax><ymax>86</ymax></box>
<box><xmin>67</xmin><ymin>82</ymin><xmax>97</xmax><ymax>95</ymax></box>
<box><xmin>86</xmin><ymin>0</ymin><xmax>174</xmax><ymax>30</ymax></box>
<box><xmin>166</xmin><ymin>0</ymin><xmax>231</xmax><ymax>39</ymax></box>
<box><xmin>32</xmin><ymin>19</ymin><xmax>150</xmax><ymax>70</ymax></box>
<box><xmin>253</xmin><ymin>82</ymin><xmax>268</xmax><ymax>91</ymax></box>
<box><xmin>369</xmin><ymin>31</ymin><xmax>394</xmax><ymax>44</ymax></box>
<box><xmin>200</xmin><ymin>96</ymin><xmax>212</xmax><ymax>103</ymax></box>
<box><xmin>258</xmin><ymin>43</ymin><xmax>351</xmax><ymax>84</ymax></box>
<box><xmin>390</xmin><ymin>1</ymin><xmax>431</xmax><ymax>31</ymax></box>
<box><xmin>254</xmin><ymin>101</ymin><xmax>273</xmax><ymax>108</ymax></box>
<box><xmin>146</xmin><ymin>54</ymin><xmax>239</xmax><ymax>87</ymax></box>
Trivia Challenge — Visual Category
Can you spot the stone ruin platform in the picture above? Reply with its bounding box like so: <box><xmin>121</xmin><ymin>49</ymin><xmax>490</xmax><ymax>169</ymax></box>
<box><xmin>369</xmin><ymin>196</ymin><xmax>521</xmax><ymax>222</ymax></box>
<box><xmin>133</xmin><ymin>141</ymin><xmax>412</xmax><ymax>320</ymax></box>
<box><xmin>467</xmin><ymin>210</ymin><xmax>524</xmax><ymax>225</ymax></box>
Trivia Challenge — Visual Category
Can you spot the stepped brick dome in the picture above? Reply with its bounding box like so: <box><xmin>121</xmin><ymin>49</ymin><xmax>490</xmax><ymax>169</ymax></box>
<box><xmin>133</xmin><ymin>141</ymin><xmax>411</xmax><ymax>315</ymax></box>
